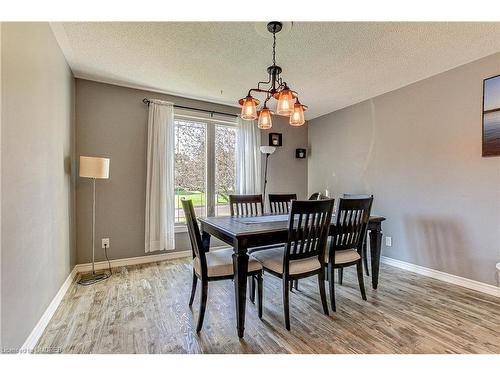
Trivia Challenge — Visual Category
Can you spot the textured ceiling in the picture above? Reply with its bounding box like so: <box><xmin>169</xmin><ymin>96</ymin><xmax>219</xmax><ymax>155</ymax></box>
<box><xmin>52</xmin><ymin>22</ymin><xmax>500</xmax><ymax>119</ymax></box>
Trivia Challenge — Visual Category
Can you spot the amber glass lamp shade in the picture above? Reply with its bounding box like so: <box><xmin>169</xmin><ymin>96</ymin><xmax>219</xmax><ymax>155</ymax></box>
<box><xmin>240</xmin><ymin>95</ymin><xmax>258</xmax><ymax>120</ymax></box>
<box><xmin>276</xmin><ymin>89</ymin><xmax>294</xmax><ymax>116</ymax></box>
<box><xmin>289</xmin><ymin>102</ymin><xmax>305</xmax><ymax>126</ymax></box>
<box><xmin>257</xmin><ymin>107</ymin><xmax>273</xmax><ymax>129</ymax></box>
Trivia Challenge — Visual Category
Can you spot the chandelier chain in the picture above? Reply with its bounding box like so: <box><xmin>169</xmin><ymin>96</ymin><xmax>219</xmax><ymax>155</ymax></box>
<box><xmin>272</xmin><ymin>29</ymin><xmax>276</xmax><ymax>66</ymax></box>
<box><xmin>238</xmin><ymin>21</ymin><xmax>307</xmax><ymax>127</ymax></box>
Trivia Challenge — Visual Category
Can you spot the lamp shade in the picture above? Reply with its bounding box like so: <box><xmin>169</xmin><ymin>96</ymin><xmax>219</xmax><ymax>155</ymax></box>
<box><xmin>289</xmin><ymin>103</ymin><xmax>305</xmax><ymax>126</ymax></box>
<box><xmin>239</xmin><ymin>95</ymin><xmax>258</xmax><ymax>120</ymax></box>
<box><xmin>79</xmin><ymin>156</ymin><xmax>110</xmax><ymax>179</ymax></box>
<box><xmin>257</xmin><ymin>107</ymin><xmax>273</xmax><ymax>129</ymax></box>
<box><xmin>276</xmin><ymin>89</ymin><xmax>294</xmax><ymax>116</ymax></box>
<box><xmin>260</xmin><ymin>146</ymin><xmax>276</xmax><ymax>155</ymax></box>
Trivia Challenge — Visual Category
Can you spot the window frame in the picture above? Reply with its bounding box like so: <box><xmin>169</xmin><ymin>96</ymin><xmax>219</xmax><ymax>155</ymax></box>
<box><xmin>174</xmin><ymin>110</ymin><xmax>238</xmax><ymax>228</ymax></box>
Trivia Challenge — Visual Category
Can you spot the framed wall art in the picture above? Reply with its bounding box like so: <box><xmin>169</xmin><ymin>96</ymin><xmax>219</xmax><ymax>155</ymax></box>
<box><xmin>482</xmin><ymin>74</ymin><xmax>500</xmax><ymax>157</ymax></box>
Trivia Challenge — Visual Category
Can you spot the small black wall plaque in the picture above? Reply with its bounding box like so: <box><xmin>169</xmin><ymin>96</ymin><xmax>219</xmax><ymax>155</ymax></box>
<box><xmin>296</xmin><ymin>148</ymin><xmax>307</xmax><ymax>159</ymax></box>
<box><xmin>269</xmin><ymin>133</ymin><xmax>282</xmax><ymax>147</ymax></box>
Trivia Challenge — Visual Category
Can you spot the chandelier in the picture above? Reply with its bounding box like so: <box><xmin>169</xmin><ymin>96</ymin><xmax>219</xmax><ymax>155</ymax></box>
<box><xmin>238</xmin><ymin>21</ymin><xmax>307</xmax><ymax>129</ymax></box>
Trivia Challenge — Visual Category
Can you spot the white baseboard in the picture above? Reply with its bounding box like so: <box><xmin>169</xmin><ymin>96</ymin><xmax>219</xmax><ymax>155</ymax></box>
<box><xmin>19</xmin><ymin>267</ymin><xmax>78</xmax><ymax>353</ymax></box>
<box><xmin>20</xmin><ymin>251</ymin><xmax>498</xmax><ymax>353</ymax></box>
<box><xmin>381</xmin><ymin>256</ymin><xmax>500</xmax><ymax>298</ymax></box>
<box><xmin>19</xmin><ymin>249</ymin><xmax>196</xmax><ymax>353</ymax></box>
<box><xmin>74</xmin><ymin>250</ymin><xmax>192</xmax><ymax>273</ymax></box>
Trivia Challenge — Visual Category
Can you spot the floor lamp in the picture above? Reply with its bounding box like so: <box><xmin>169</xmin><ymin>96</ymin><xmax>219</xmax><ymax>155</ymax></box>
<box><xmin>260</xmin><ymin>146</ymin><xmax>276</xmax><ymax>205</ymax></box>
<box><xmin>78</xmin><ymin>156</ymin><xmax>110</xmax><ymax>286</ymax></box>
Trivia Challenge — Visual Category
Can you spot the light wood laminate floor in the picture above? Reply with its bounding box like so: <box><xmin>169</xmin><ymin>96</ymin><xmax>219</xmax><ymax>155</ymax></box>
<box><xmin>35</xmin><ymin>257</ymin><xmax>500</xmax><ymax>354</ymax></box>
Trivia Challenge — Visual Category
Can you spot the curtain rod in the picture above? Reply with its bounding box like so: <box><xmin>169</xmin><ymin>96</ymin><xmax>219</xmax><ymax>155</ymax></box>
<box><xmin>142</xmin><ymin>98</ymin><xmax>238</xmax><ymax>118</ymax></box>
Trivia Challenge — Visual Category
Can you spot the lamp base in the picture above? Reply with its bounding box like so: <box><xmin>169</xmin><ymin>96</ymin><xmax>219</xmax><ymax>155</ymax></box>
<box><xmin>77</xmin><ymin>271</ymin><xmax>110</xmax><ymax>286</ymax></box>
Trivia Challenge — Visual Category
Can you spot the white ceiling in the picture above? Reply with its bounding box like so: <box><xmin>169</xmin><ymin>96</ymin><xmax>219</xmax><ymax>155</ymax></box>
<box><xmin>51</xmin><ymin>22</ymin><xmax>500</xmax><ymax>119</ymax></box>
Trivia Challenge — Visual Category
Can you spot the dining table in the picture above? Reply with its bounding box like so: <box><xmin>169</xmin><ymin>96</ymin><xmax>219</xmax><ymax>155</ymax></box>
<box><xmin>198</xmin><ymin>213</ymin><xmax>386</xmax><ymax>338</ymax></box>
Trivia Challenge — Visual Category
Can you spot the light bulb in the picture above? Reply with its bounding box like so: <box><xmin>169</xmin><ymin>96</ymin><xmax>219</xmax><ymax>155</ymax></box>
<box><xmin>240</xmin><ymin>95</ymin><xmax>257</xmax><ymax>120</ymax></box>
<box><xmin>276</xmin><ymin>89</ymin><xmax>294</xmax><ymax>116</ymax></box>
<box><xmin>258</xmin><ymin>107</ymin><xmax>272</xmax><ymax>129</ymax></box>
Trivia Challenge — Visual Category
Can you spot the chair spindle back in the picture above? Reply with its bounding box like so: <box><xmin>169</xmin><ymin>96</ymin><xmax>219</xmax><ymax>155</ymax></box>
<box><xmin>284</xmin><ymin>199</ymin><xmax>335</xmax><ymax>266</ymax></box>
<box><xmin>330</xmin><ymin>197</ymin><xmax>373</xmax><ymax>254</ymax></box>
<box><xmin>229</xmin><ymin>194</ymin><xmax>264</xmax><ymax>216</ymax></box>
<box><xmin>269</xmin><ymin>193</ymin><xmax>297</xmax><ymax>214</ymax></box>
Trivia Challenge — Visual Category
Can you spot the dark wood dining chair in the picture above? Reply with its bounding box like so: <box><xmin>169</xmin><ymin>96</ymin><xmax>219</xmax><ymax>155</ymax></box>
<box><xmin>229</xmin><ymin>194</ymin><xmax>267</xmax><ymax>300</ymax></box>
<box><xmin>182</xmin><ymin>199</ymin><xmax>264</xmax><ymax>332</ymax></box>
<box><xmin>291</xmin><ymin>192</ymin><xmax>330</xmax><ymax>291</ymax></box>
<box><xmin>253</xmin><ymin>199</ymin><xmax>334</xmax><ymax>330</ymax></box>
<box><xmin>268</xmin><ymin>193</ymin><xmax>297</xmax><ymax>214</ymax></box>
<box><xmin>342</xmin><ymin>194</ymin><xmax>373</xmax><ymax>199</ymax></box>
<box><xmin>338</xmin><ymin>193</ymin><xmax>374</xmax><ymax>280</ymax></box>
<box><xmin>308</xmin><ymin>192</ymin><xmax>329</xmax><ymax>200</ymax></box>
<box><xmin>229</xmin><ymin>194</ymin><xmax>264</xmax><ymax>216</ymax></box>
<box><xmin>325</xmin><ymin>197</ymin><xmax>373</xmax><ymax>311</ymax></box>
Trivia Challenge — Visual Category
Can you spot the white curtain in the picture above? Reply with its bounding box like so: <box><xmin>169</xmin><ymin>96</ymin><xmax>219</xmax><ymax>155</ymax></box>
<box><xmin>236</xmin><ymin>116</ymin><xmax>262</xmax><ymax>194</ymax></box>
<box><xmin>145</xmin><ymin>100</ymin><xmax>175</xmax><ymax>252</ymax></box>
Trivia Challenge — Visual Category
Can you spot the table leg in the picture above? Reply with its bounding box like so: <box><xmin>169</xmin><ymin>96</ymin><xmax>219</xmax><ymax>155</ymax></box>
<box><xmin>369</xmin><ymin>225</ymin><xmax>382</xmax><ymax>289</ymax></box>
<box><xmin>233</xmin><ymin>240</ymin><xmax>249</xmax><ymax>338</ymax></box>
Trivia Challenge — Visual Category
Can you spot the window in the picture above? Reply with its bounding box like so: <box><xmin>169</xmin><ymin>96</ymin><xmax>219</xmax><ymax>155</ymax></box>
<box><xmin>174</xmin><ymin>112</ymin><xmax>237</xmax><ymax>224</ymax></box>
<box><xmin>215</xmin><ymin>125</ymin><xmax>237</xmax><ymax>216</ymax></box>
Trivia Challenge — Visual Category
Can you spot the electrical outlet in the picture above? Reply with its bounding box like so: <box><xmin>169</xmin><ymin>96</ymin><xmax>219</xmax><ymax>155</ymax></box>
<box><xmin>102</xmin><ymin>238</ymin><xmax>110</xmax><ymax>249</ymax></box>
<box><xmin>385</xmin><ymin>236</ymin><xmax>392</xmax><ymax>247</ymax></box>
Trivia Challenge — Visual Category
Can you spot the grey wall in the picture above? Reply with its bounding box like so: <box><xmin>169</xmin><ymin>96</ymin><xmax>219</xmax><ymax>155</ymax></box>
<box><xmin>76</xmin><ymin>79</ymin><xmax>307</xmax><ymax>263</ymax></box>
<box><xmin>260</xmin><ymin>116</ymin><xmax>309</xmax><ymax>204</ymax></box>
<box><xmin>1</xmin><ymin>23</ymin><xmax>76</xmax><ymax>348</ymax></box>
<box><xmin>76</xmin><ymin>79</ymin><xmax>224</xmax><ymax>263</ymax></box>
<box><xmin>75</xmin><ymin>79</ymin><xmax>308</xmax><ymax>263</ymax></box>
<box><xmin>308</xmin><ymin>52</ymin><xmax>500</xmax><ymax>286</ymax></box>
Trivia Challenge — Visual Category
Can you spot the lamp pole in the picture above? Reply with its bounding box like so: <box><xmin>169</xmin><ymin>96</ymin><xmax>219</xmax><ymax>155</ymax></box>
<box><xmin>263</xmin><ymin>153</ymin><xmax>270</xmax><ymax>199</ymax></box>
<box><xmin>92</xmin><ymin>177</ymin><xmax>96</xmax><ymax>275</ymax></box>
<box><xmin>259</xmin><ymin>146</ymin><xmax>276</xmax><ymax>208</ymax></box>
<box><xmin>77</xmin><ymin>155</ymin><xmax>111</xmax><ymax>286</ymax></box>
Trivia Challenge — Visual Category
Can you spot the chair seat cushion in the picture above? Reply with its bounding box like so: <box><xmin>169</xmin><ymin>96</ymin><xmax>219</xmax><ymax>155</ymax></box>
<box><xmin>325</xmin><ymin>249</ymin><xmax>361</xmax><ymax>264</ymax></box>
<box><xmin>193</xmin><ymin>247</ymin><xmax>262</xmax><ymax>277</ymax></box>
<box><xmin>252</xmin><ymin>247</ymin><xmax>321</xmax><ymax>275</ymax></box>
